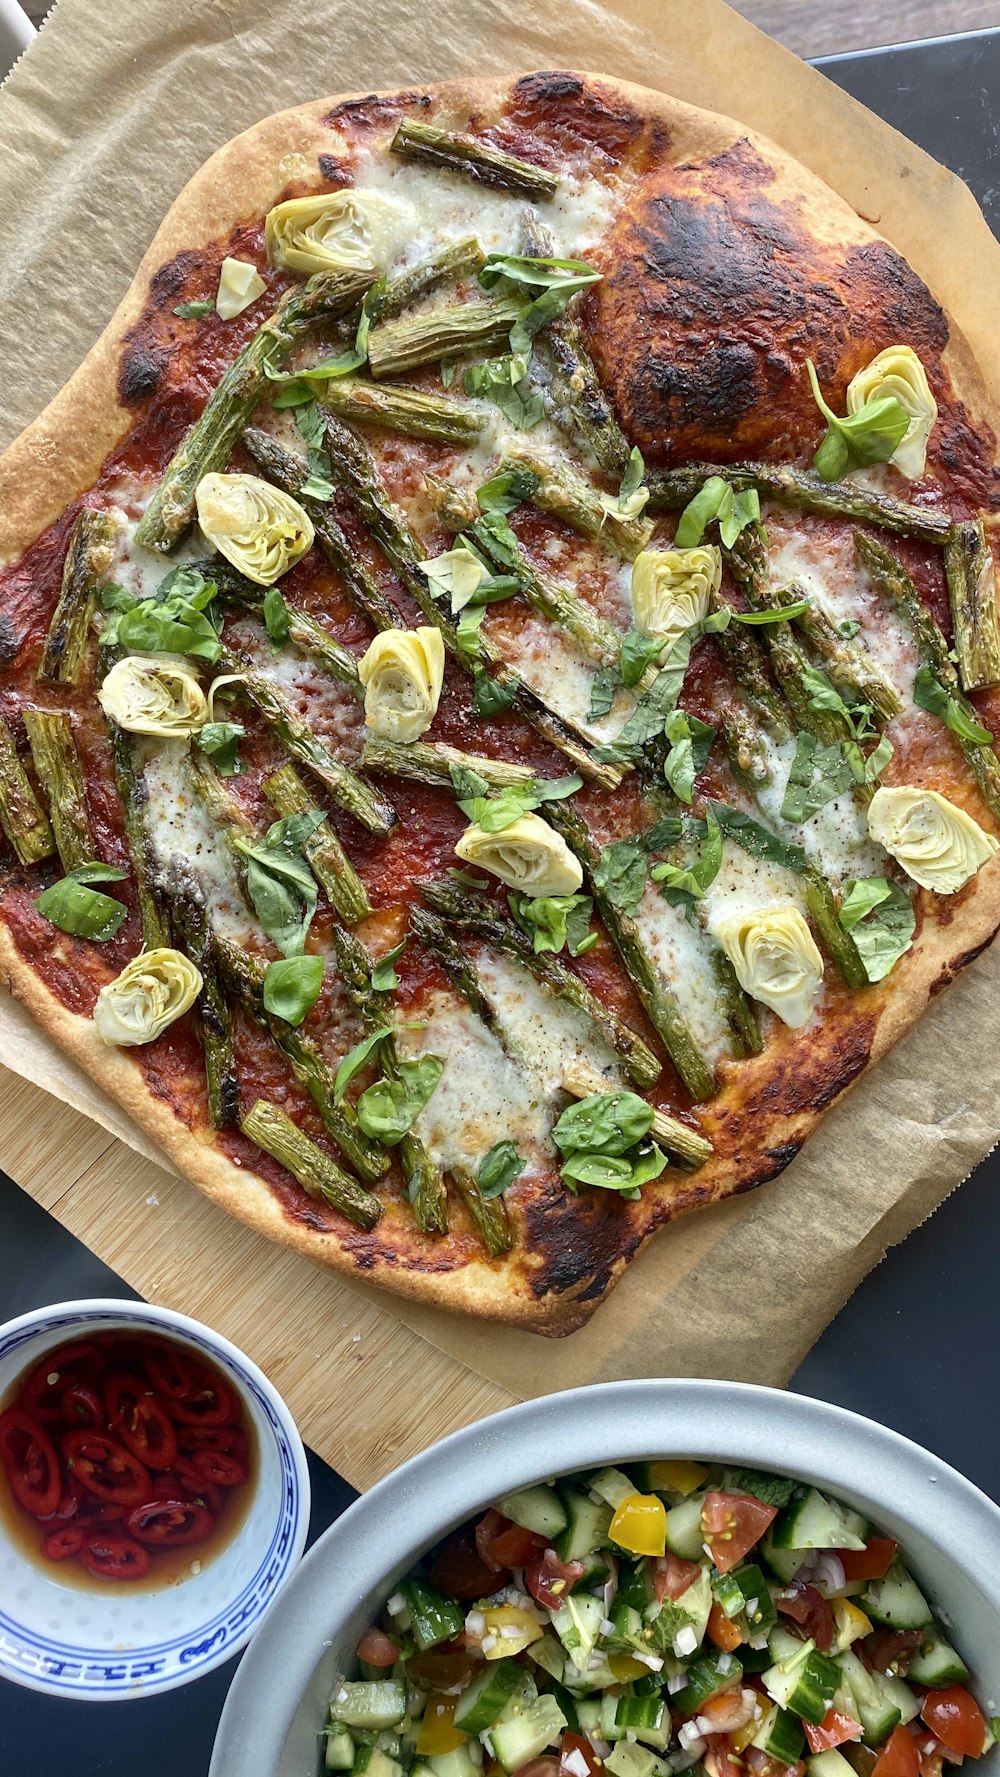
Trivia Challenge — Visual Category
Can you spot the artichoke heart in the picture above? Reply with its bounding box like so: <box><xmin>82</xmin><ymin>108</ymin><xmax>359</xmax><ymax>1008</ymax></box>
<box><xmin>455</xmin><ymin>812</ymin><xmax>583</xmax><ymax>898</ymax></box>
<box><xmin>97</xmin><ymin>655</ymin><xmax>208</xmax><ymax>738</ymax></box>
<box><xmin>358</xmin><ymin>626</ymin><xmax>445</xmax><ymax>743</ymax></box>
<box><xmin>94</xmin><ymin>948</ymin><xmax>203</xmax><ymax>1047</ymax></box>
<box><xmin>867</xmin><ymin>785</ymin><xmax>998</xmax><ymax>894</ymax></box>
<box><xmin>215</xmin><ymin>255</ymin><xmax>267</xmax><ymax>321</ymax></box>
<box><xmin>631</xmin><ymin>546</ymin><xmax>722</xmax><ymax>646</ymax></box>
<box><xmin>264</xmin><ymin>189</ymin><xmax>417</xmax><ymax>277</ymax></box>
<box><xmin>418</xmin><ymin>547</ymin><xmax>489</xmax><ymax>613</ymax></box>
<box><xmin>846</xmin><ymin>346</ymin><xmax>937</xmax><ymax>479</ymax></box>
<box><xmin>714</xmin><ymin>904</ymin><xmax>823</xmax><ymax>1029</ymax></box>
<box><xmin>195</xmin><ymin>472</ymin><xmax>313</xmax><ymax>585</ymax></box>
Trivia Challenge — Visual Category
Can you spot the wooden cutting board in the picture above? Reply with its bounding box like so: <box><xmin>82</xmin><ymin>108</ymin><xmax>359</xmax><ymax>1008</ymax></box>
<box><xmin>0</xmin><ymin>1064</ymin><xmax>517</xmax><ymax>1489</ymax></box>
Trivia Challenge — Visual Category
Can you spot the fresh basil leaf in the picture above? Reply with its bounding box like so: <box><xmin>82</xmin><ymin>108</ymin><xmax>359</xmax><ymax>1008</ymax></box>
<box><xmin>455</xmin><ymin>602</ymin><xmax>486</xmax><ymax>664</ymax></box>
<box><xmin>663</xmin><ymin>710</ymin><xmax>716</xmax><ymax>804</ymax></box>
<box><xmin>650</xmin><ymin>808</ymin><xmax>722</xmax><ymax>904</ymax></box>
<box><xmin>530</xmin><ymin>774</ymin><xmax>583</xmax><ymax>804</ymax></box>
<box><xmin>619</xmin><ymin>629</ymin><xmax>665</xmax><ymax>688</ymax></box>
<box><xmin>861</xmin><ymin>733</ymin><xmax>894</xmax><ymax>783</ymax></box>
<box><xmin>463</xmin><ymin>355</ymin><xmax>543</xmax><ymax>430</ymax></box>
<box><xmin>720</xmin><ymin>1467</ymin><xmax>799</xmax><ymax>1509</ymax></box>
<box><xmin>471</xmin><ymin>786</ymin><xmax>536</xmax><ymax>832</ymax></box>
<box><xmin>98</xmin><ymin>582</ymin><xmax>135</xmax><ymax>617</ymax></box>
<box><xmin>619</xmin><ymin>446</ymin><xmax>645</xmax><ymax>505</ymax></box>
<box><xmin>357</xmin><ymin>1055</ymin><xmax>444</xmax><ymax>1144</ymax></box>
<box><xmin>270</xmin><ymin>378</ymin><xmax>316</xmax><ymax>410</ymax></box>
<box><xmin>718</xmin><ymin>487</ymin><xmax>761</xmax><ymax>550</ymax></box>
<box><xmin>232</xmin><ymin>811</ymin><xmax>324</xmax><ymax>957</ymax></box>
<box><xmin>294</xmin><ymin>400</ymin><xmax>326</xmax><ymax>449</ymax></box>
<box><xmin>644</xmin><ymin>815</ymin><xmax>686</xmax><ymax>852</ymax></box>
<box><xmin>479</xmin><ymin>253</ymin><xmax>601</xmax><ymax>294</ymax></box>
<box><xmin>597</xmin><ymin>609</ymin><xmax>732</xmax><ymax>762</ymax></box>
<box><xmin>838</xmin><ymin>618</ymin><xmax>862</xmax><ymax>639</ymax></box>
<box><xmin>116</xmin><ymin>573</ymin><xmax>222</xmax><ymax>663</ymax></box>
<box><xmin>294</xmin><ymin>401</ymin><xmax>335</xmax><ymax>500</ymax></box>
<box><xmin>196</xmin><ymin>720</ymin><xmax>245</xmax><ymax>777</ymax></box>
<box><xmin>333</xmin><ymin>1026</ymin><xmax>392</xmax><ymax>1103</ymax></box>
<box><xmin>780</xmin><ymin>732</ymin><xmax>857</xmax><ymax>822</ymax></box>
<box><xmin>266</xmin><ymin>281</ymin><xmax>385</xmax><ymax>392</ymax></box>
<box><xmin>440</xmin><ymin>357</ymin><xmax>456</xmax><ymax>389</ymax></box>
<box><xmin>36</xmin><ymin>871</ymin><xmax>127</xmax><ymax>942</ymax></box>
<box><xmin>509</xmin><ymin>891</ymin><xmax>595</xmax><ymax>958</ymax></box>
<box><xmin>588</xmin><ymin>666</ymin><xmax>618</xmax><ymax>722</ymax></box>
<box><xmin>732</xmin><ymin>599</ymin><xmax>810</xmax><ymax>626</ymax></box>
<box><xmin>839</xmin><ymin>877</ymin><xmax>915</xmax><ymax>983</ymax></box>
<box><xmin>553</xmin><ymin>1089</ymin><xmax>654</xmax><ymax>1160</ymax></box>
<box><xmin>674</xmin><ymin>477</ymin><xmax>759</xmax><ymax>550</ymax></box>
<box><xmin>706</xmin><ymin>801</ymin><xmax>807</xmax><ymax>873</ymax></box>
<box><xmin>154</xmin><ymin>565</ymin><xmax>217</xmax><ymax>609</ymax></box>
<box><xmin>262</xmin><ymin>954</ymin><xmax>324</xmax><ymax>1026</ymax></box>
<box><xmin>476</xmin><ymin>466</ymin><xmax>540</xmax><ymax>516</ymax></box>
<box><xmin>913</xmin><ymin>663</ymin><xmax>993</xmax><ymax>745</ymax></box>
<box><xmin>477</xmin><ymin>1140</ymin><xmax>526</xmax><ymax>1200</ymax></box>
<box><xmin>472</xmin><ymin>668</ymin><xmax>518</xmax><ymax>717</ymax></box>
<box><xmin>806</xmin><ymin>359</ymin><xmax>910</xmax><ymax>482</ymax></box>
<box><xmin>370</xmin><ymin>938</ymin><xmax>407</xmax><ymax>993</ymax></box>
<box><xmin>561</xmin><ymin>1142</ymin><xmax>666</xmax><ymax>1196</ymax></box>
<box><xmin>173</xmin><ymin>299</ymin><xmax>215</xmax><ymax>319</ymax></box>
<box><xmin>593</xmin><ymin>835</ymin><xmax>647</xmax><ymax>913</ymax></box>
<box><xmin>448</xmin><ymin>762</ymin><xmax>493</xmax><ymax>805</ymax></box>
<box><xmin>262</xmin><ymin>587</ymin><xmax>291</xmax><ymax>647</ymax></box>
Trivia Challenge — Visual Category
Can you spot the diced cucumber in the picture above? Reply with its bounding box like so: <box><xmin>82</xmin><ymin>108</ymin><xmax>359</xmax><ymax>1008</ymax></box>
<box><xmin>398</xmin><ymin>1579</ymin><xmax>465</xmax><ymax>1651</ymax></box>
<box><xmin>575</xmin><ymin>1553</ymin><xmax>612</xmax><ymax>1591</ymax></box>
<box><xmin>713</xmin><ymin>1571</ymin><xmax>746</xmax><ymax>1618</ymax></box>
<box><xmin>673</xmin><ymin>1567</ymin><xmax>713</xmax><ymax>1651</ymax></box>
<box><xmin>764</xmin><ymin>1648</ymin><xmax>840</xmax><ymax>1726</ymax></box>
<box><xmin>772</xmin><ymin>1490</ymin><xmax>866</xmax><ymax>1553</ymax></box>
<box><xmin>674</xmin><ymin>1651</ymin><xmax>744</xmax><ymax>1715</ymax></box>
<box><xmin>665</xmin><ymin>1494</ymin><xmax>706</xmax><ymax>1561</ymax></box>
<box><xmin>908</xmin><ymin>1625</ymin><xmax>971</xmax><ymax>1688</ymax></box>
<box><xmin>600</xmin><ymin>1690</ymin><xmax>621</xmax><ymax>1742</ymax></box>
<box><xmin>454</xmin><ymin>1663</ymin><xmax>527</xmax><ymax>1734</ymax></box>
<box><xmin>605</xmin><ymin>1742</ymin><xmax>670</xmax><ymax>1777</ymax></box>
<box><xmin>861</xmin><ymin>1562</ymin><xmax>933</xmax><ymax>1632</ymax></box>
<box><xmin>761</xmin><ymin>1532</ymin><xmax>808</xmax><ymax>1584</ymax></box>
<box><xmin>527</xmin><ymin>1632</ymin><xmax>567</xmax><ymax>1684</ymax></box>
<box><xmin>616</xmin><ymin>1693</ymin><xmax>668</xmax><ymax>1733</ymax></box>
<box><xmin>720</xmin><ymin>1564</ymin><xmax>776</xmax><ymax>1634</ymax></box>
<box><xmin>426</xmin><ymin>1747</ymin><xmax>482</xmax><ymax>1777</ymax></box>
<box><xmin>556</xmin><ymin>1490</ymin><xmax>613</xmax><ymax>1562</ymax></box>
<box><xmin>574</xmin><ymin>1698</ymin><xmax>602</xmax><ymax>1739</ymax></box>
<box><xmin>806</xmin><ymin>1752</ymin><xmax>856</xmax><ymax>1777</ymax></box>
<box><xmin>839</xmin><ymin>1509</ymin><xmax>871</xmax><ymax>1545</ymax></box>
<box><xmin>768</xmin><ymin>1625</ymin><xmax>810</xmax><ymax>1666</ymax></box>
<box><xmin>330</xmin><ymin>1683</ymin><xmax>408</xmax><ymax>1731</ymax></box>
<box><xmin>752</xmin><ymin>1705</ymin><xmax>806</xmax><ymax>1766</ymax></box>
<box><xmin>877</xmin><ymin>1675</ymin><xmax>920</xmax><ymax>1728</ymax></box>
<box><xmin>491</xmin><ymin>1696</ymin><xmax>567</xmax><ymax>1772</ymax></box>
<box><xmin>835</xmin><ymin>1652</ymin><xmax>900</xmax><ymax>1748</ymax></box>
<box><xmin>741</xmin><ymin>1647</ymin><xmax>773</xmax><ymax>1675</ymax></box>
<box><xmin>353</xmin><ymin>1746</ymin><xmax>403</xmax><ymax>1777</ymax></box>
<box><xmin>589</xmin><ymin>1468</ymin><xmax>637</xmax><ymax>1509</ymax></box>
<box><xmin>496</xmin><ymin>1484</ymin><xmax>567</xmax><ymax>1541</ymax></box>
<box><xmin>325</xmin><ymin>1730</ymin><xmax>356</xmax><ymax>1771</ymax></box>
<box><xmin>553</xmin><ymin>1593</ymin><xmax>605</xmax><ymax>1672</ymax></box>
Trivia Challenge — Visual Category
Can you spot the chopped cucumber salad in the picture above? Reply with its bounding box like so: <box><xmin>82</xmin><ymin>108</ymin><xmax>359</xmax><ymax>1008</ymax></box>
<box><xmin>322</xmin><ymin>1463</ymin><xmax>996</xmax><ymax>1777</ymax></box>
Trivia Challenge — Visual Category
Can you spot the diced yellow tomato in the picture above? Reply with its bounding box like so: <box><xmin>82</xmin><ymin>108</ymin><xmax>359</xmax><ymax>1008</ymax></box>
<box><xmin>609</xmin><ymin>1652</ymin><xmax>652</xmax><ymax>1682</ymax></box>
<box><xmin>609</xmin><ymin>1492</ymin><xmax>667</xmax><ymax>1556</ymax></box>
<box><xmin>731</xmin><ymin>1697</ymin><xmax>768</xmax><ymax>1754</ymax></box>
<box><xmin>646</xmin><ymin>1459</ymin><xmax>708</xmax><ymax>1496</ymax></box>
<box><xmin>481</xmin><ymin>1605</ymin><xmax>543</xmax><ymax>1659</ymax></box>
<box><xmin>416</xmin><ymin>1698</ymin><xmax>467</xmax><ymax>1756</ymax></box>
<box><xmin>830</xmin><ymin>1597</ymin><xmax>873</xmax><ymax>1654</ymax></box>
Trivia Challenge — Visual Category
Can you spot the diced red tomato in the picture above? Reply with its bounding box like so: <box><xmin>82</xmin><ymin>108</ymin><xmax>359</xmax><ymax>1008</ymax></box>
<box><xmin>707</xmin><ymin>1601</ymin><xmax>744</xmax><ymax>1652</ymax></box>
<box><xmin>704</xmin><ymin>1734</ymin><xmax>744</xmax><ymax>1777</ymax></box>
<box><xmin>702</xmin><ymin>1492</ymin><xmax>777</xmax><ymax>1575</ymax></box>
<box><xmin>0</xmin><ymin>1407</ymin><xmax>61</xmax><ymax>1518</ymax></box>
<box><xmin>745</xmin><ymin>1752</ymin><xmax>805</xmax><ymax>1777</ymax></box>
<box><xmin>805</xmin><ymin>1710</ymin><xmax>863</xmax><ymax>1753</ymax></box>
<box><xmin>865</xmin><ymin>1630</ymin><xmax>923</xmax><ymax>1677</ymax></box>
<box><xmin>525</xmin><ymin>1548</ymin><xmax>586</xmax><ymax>1608</ymax></box>
<box><xmin>63</xmin><ymin>1430</ymin><xmax>150</xmax><ymax>1506</ymax></box>
<box><xmin>429</xmin><ymin>1527</ymin><xmax>508</xmax><ymax>1600</ymax></box>
<box><xmin>654</xmin><ymin>1550</ymin><xmax>703</xmax><ymax>1601</ymax></box>
<box><xmin>559</xmin><ymin>1732</ymin><xmax>603</xmax><ymax>1777</ymax></box>
<box><xmin>917</xmin><ymin>1751</ymin><xmax>944</xmax><ymax>1777</ymax></box>
<box><xmin>509</xmin><ymin>1760</ymin><xmax>559</xmax><ymax>1777</ymax></box>
<box><xmin>920</xmin><ymin>1689</ymin><xmax>987</xmax><ymax>1759</ymax></box>
<box><xmin>476</xmin><ymin>1509</ymin><xmax>546</xmax><ymax>1570</ymax></box>
<box><xmin>41</xmin><ymin>1525</ymin><xmax>86</xmax><ymax>1561</ymax></box>
<box><xmin>700</xmin><ymin>1691</ymin><xmax>758</xmax><ymax>1735</ymax></box>
<box><xmin>776</xmin><ymin>1582</ymin><xmax>835</xmax><ymax>1652</ymax></box>
<box><xmin>872</xmin><ymin>1726</ymin><xmax>920</xmax><ymax>1777</ymax></box>
<box><xmin>833</xmin><ymin>1538</ymin><xmax>897</xmax><ymax>1582</ymax></box>
<box><xmin>126</xmin><ymin>1498</ymin><xmax>214</xmax><ymax>1547</ymax></box>
<box><xmin>356</xmin><ymin>1626</ymin><xmax>399</xmax><ymax>1668</ymax></box>
<box><xmin>81</xmin><ymin>1532</ymin><xmax>151</xmax><ymax>1581</ymax></box>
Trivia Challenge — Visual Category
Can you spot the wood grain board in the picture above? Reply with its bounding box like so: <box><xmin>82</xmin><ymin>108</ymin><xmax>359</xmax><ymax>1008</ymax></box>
<box><xmin>0</xmin><ymin>1063</ymin><xmax>516</xmax><ymax>1489</ymax></box>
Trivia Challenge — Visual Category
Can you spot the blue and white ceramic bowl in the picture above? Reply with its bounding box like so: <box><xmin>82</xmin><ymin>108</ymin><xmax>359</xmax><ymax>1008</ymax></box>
<box><xmin>0</xmin><ymin>1298</ymin><xmax>310</xmax><ymax>1700</ymax></box>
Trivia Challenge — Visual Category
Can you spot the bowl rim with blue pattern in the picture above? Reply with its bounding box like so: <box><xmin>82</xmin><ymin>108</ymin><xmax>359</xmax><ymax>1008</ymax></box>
<box><xmin>0</xmin><ymin>1296</ymin><xmax>310</xmax><ymax>1700</ymax></box>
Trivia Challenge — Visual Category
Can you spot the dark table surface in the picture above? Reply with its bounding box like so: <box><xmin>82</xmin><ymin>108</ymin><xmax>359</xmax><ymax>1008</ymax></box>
<box><xmin>2</xmin><ymin>26</ymin><xmax>1000</xmax><ymax>1776</ymax></box>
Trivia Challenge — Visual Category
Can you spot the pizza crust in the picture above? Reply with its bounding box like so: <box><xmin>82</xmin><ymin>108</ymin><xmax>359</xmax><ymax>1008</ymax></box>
<box><xmin>2</xmin><ymin>70</ymin><xmax>999</xmax><ymax>1332</ymax></box>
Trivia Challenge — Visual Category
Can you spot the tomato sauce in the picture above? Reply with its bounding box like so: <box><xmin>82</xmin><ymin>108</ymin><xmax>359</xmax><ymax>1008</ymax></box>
<box><xmin>0</xmin><ymin>1330</ymin><xmax>257</xmax><ymax>1591</ymax></box>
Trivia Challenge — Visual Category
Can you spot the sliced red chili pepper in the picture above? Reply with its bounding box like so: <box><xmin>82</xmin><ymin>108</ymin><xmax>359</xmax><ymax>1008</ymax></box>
<box><xmin>82</xmin><ymin>1532</ymin><xmax>151</xmax><ymax>1581</ymax></box>
<box><xmin>190</xmin><ymin>1447</ymin><xmax>247</xmax><ymax>1488</ymax></box>
<box><xmin>63</xmin><ymin>1430</ymin><xmax>150</xmax><ymax>1506</ymax></box>
<box><xmin>61</xmin><ymin>1383</ymin><xmax>104</xmax><ymax>1428</ymax></box>
<box><xmin>42</xmin><ymin>1525</ymin><xmax>87</xmax><ymax>1561</ymax></box>
<box><xmin>39</xmin><ymin>1473</ymin><xmax>85</xmax><ymax>1523</ymax></box>
<box><xmin>76</xmin><ymin>1499</ymin><xmax>125</xmax><ymax>1525</ymax></box>
<box><xmin>167</xmin><ymin>1363</ymin><xmax>237</xmax><ymax>1427</ymax></box>
<box><xmin>105</xmin><ymin>1371</ymin><xmax>178</xmax><ymax>1470</ymax></box>
<box><xmin>176</xmin><ymin>1424</ymin><xmax>248</xmax><ymax>1458</ymax></box>
<box><xmin>142</xmin><ymin>1344</ymin><xmax>196</xmax><ymax>1402</ymax></box>
<box><xmin>170</xmin><ymin>1458</ymin><xmax>223</xmax><ymax>1516</ymax></box>
<box><xmin>21</xmin><ymin>1341</ymin><xmax>104</xmax><ymax>1422</ymax></box>
<box><xmin>0</xmin><ymin>1406</ymin><xmax>62</xmax><ymax>1518</ymax></box>
<box><xmin>127</xmin><ymin>1497</ymin><xmax>214</xmax><ymax>1546</ymax></box>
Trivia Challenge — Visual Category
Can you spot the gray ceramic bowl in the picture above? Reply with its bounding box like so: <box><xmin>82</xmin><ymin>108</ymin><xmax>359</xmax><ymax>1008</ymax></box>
<box><xmin>210</xmin><ymin>1379</ymin><xmax>1000</xmax><ymax>1777</ymax></box>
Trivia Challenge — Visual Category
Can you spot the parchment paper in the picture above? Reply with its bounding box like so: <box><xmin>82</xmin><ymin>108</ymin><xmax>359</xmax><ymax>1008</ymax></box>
<box><xmin>1</xmin><ymin>0</ymin><xmax>999</xmax><ymax>1393</ymax></box>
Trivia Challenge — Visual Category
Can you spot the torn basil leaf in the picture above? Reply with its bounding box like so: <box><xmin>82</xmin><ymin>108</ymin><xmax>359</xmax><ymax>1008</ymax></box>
<box><xmin>262</xmin><ymin>586</ymin><xmax>292</xmax><ymax>647</ymax></box>
<box><xmin>116</xmin><ymin>567</ymin><xmax>221</xmax><ymax>664</ymax></box>
<box><xmin>196</xmin><ymin>720</ymin><xmax>245</xmax><ymax>777</ymax></box>
<box><xmin>232</xmin><ymin>810</ymin><xmax>325</xmax><ymax>957</ymax></box>
<box><xmin>839</xmin><ymin>877</ymin><xmax>915</xmax><ymax>982</ymax></box>
<box><xmin>593</xmin><ymin>835</ymin><xmax>647</xmax><ymax>913</ymax></box>
<box><xmin>472</xmin><ymin>668</ymin><xmax>518</xmax><ymax>718</ymax></box>
<box><xmin>650</xmin><ymin>808</ymin><xmax>723</xmax><ymax>906</ymax></box>
<box><xmin>294</xmin><ymin>399</ymin><xmax>335</xmax><ymax>500</ymax></box>
<box><xmin>553</xmin><ymin>1089</ymin><xmax>654</xmax><ymax>1158</ymax></box>
<box><xmin>440</xmin><ymin>357</ymin><xmax>457</xmax><ymax>388</ymax></box>
<box><xmin>173</xmin><ymin>299</ymin><xmax>215</xmax><ymax>319</ymax></box>
<box><xmin>588</xmin><ymin>666</ymin><xmax>618</xmax><ymax>722</ymax></box>
<box><xmin>806</xmin><ymin>358</ymin><xmax>910</xmax><ymax>482</ymax></box>
<box><xmin>913</xmin><ymin>663</ymin><xmax>993</xmax><ymax>745</ymax></box>
<box><xmin>36</xmin><ymin>864</ymin><xmax>128</xmax><ymax>943</ymax></box>
<box><xmin>619</xmin><ymin>628</ymin><xmax>665</xmax><ymax>688</ymax></box>
<box><xmin>674</xmin><ymin>477</ymin><xmax>760</xmax><ymax>550</ymax></box>
<box><xmin>476</xmin><ymin>466</ymin><xmax>540</xmax><ymax>516</ymax></box>
<box><xmin>371</xmin><ymin>938</ymin><xmax>407</xmax><ymax>992</ymax></box>
<box><xmin>357</xmin><ymin>1055</ymin><xmax>444</xmax><ymax>1144</ymax></box>
<box><xmin>662</xmin><ymin>710</ymin><xmax>716</xmax><ymax>804</ymax></box>
<box><xmin>477</xmin><ymin>1140</ymin><xmax>526</xmax><ymax>1200</ymax></box>
<box><xmin>262</xmin><ymin>953</ymin><xmax>324</xmax><ymax>1026</ymax></box>
<box><xmin>781</xmin><ymin>732</ymin><xmax>858</xmax><ymax>822</ymax></box>
<box><xmin>455</xmin><ymin>602</ymin><xmax>487</xmax><ymax>663</ymax></box>
<box><xmin>464</xmin><ymin>354</ymin><xmax>543</xmax><ymax>430</ymax></box>
<box><xmin>334</xmin><ymin>1026</ymin><xmax>392</xmax><ymax>1103</ymax></box>
<box><xmin>509</xmin><ymin>890</ymin><xmax>596</xmax><ymax>957</ymax></box>
<box><xmin>706</xmin><ymin>801</ymin><xmax>807</xmax><ymax>872</ymax></box>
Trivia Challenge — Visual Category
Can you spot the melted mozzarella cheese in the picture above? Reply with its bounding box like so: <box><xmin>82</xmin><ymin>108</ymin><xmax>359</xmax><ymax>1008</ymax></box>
<box><xmin>395</xmin><ymin>991</ymin><xmax>547</xmax><ymax>1173</ymax></box>
<box><xmin>140</xmin><ymin>742</ymin><xmax>255</xmax><ymax>944</ymax></box>
<box><xmin>228</xmin><ymin>619</ymin><xmax>365</xmax><ymax>763</ymax></box>
<box><xmin>498</xmin><ymin>614</ymin><xmax>635</xmax><ymax>743</ymax></box>
<box><xmin>769</xmin><ymin>527</ymin><xmax>920</xmax><ymax>706</ymax></box>
<box><xmin>753</xmin><ymin>734</ymin><xmax>890</xmax><ymax>886</ymax></box>
<box><xmin>474</xmin><ymin>949</ymin><xmax>623</xmax><ymax>1097</ymax></box>
<box><xmin>630</xmin><ymin>881</ymin><xmax>733</xmax><ymax>1063</ymax></box>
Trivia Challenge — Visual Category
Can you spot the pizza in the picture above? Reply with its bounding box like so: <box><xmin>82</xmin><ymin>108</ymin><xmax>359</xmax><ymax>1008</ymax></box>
<box><xmin>2</xmin><ymin>69</ymin><xmax>999</xmax><ymax>1334</ymax></box>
